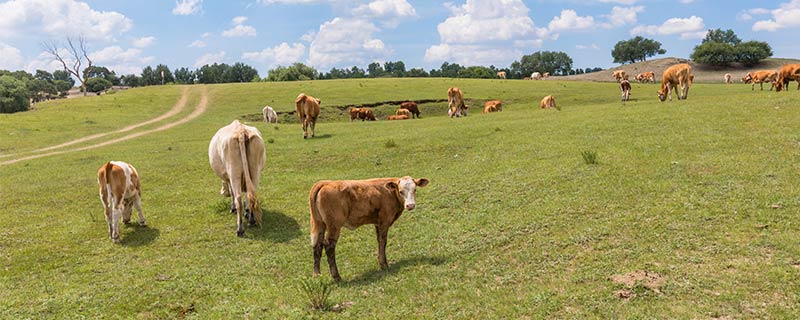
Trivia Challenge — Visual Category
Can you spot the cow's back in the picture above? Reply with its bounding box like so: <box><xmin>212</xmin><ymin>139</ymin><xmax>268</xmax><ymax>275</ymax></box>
<box><xmin>312</xmin><ymin>179</ymin><xmax>402</xmax><ymax>229</ymax></box>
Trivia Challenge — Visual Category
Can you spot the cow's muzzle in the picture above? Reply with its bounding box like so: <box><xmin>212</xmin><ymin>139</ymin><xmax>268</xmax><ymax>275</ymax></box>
<box><xmin>405</xmin><ymin>203</ymin><xmax>416</xmax><ymax>210</ymax></box>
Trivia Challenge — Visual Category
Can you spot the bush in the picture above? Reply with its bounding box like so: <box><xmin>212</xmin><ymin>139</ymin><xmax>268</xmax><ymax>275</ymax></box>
<box><xmin>691</xmin><ymin>42</ymin><xmax>736</xmax><ymax>67</ymax></box>
<box><xmin>0</xmin><ymin>75</ymin><xmax>30</xmax><ymax>113</ymax></box>
<box><xmin>84</xmin><ymin>77</ymin><xmax>113</xmax><ymax>94</ymax></box>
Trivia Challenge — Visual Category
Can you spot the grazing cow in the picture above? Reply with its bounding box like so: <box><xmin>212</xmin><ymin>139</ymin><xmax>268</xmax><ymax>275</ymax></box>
<box><xmin>387</xmin><ymin>114</ymin><xmax>409</xmax><ymax>120</ymax></box>
<box><xmin>399</xmin><ymin>101</ymin><xmax>421</xmax><ymax>118</ymax></box>
<box><xmin>612</xmin><ymin>70</ymin><xmax>628</xmax><ymax>82</ymax></box>
<box><xmin>496</xmin><ymin>71</ymin><xmax>507</xmax><ymax>79</ymax></box>
<box><xmin>349</xmin><ymin>107</ymin><xmax>362</xmax><ymax>122</ymax></box>
<box><xmin>447</xmin><ymin>87</ymin><xmax>468</xmax><ymax>117</ymax></box>
<box><xmin>531</xmin><ymin>72</ymin><xmax>542</xmax><ymax>80</ymax></box>
<box><xmin>636</xmin><ymin>72</ymin><xmax>655</xmax><ymax>83</ymax></box>
<box><xmin>542</xmin><ymin>72</ymin><xmax>550</xmax><ymax>79</ymax></box>
<box><xmin>97</xmin><ymin>161</ymin><xmax>145</xmax><ymax>243</ymax></box>
<box><xmin>540</xmin><ymin>95</ymin><xmax>557</xmax><ymax>110</ymax></box>
<box><xmin>742</xmin><ymin>70</ymin><xmax>778</xmax><ymax>91</ymax></box>
<box><xmin>775</xmin><ymin>64</ymin><xmax>800</xmax><ymax>92</ymax></box>
<box><xmin>295</xmin><ymin>93</ymin><xmax>321</xmax><ymax>139</ymax></box>
<box><xmin>262</xmin><ymin>106</ymin><xmax>278</xmax><ymax>123</ymax></box>
<box><xmin>357</xmin><ymin>108</ymin><xmax>376</xmax><ymax>121</ymax></box>
<box><xmin>395</xmin><ymin>108</ymin><xmax>411</xmax><ymax>117</ymax></box>
<box><xmin>209</xmin><ymin>120</ymin><xmax>266</xmax><ymax>237</ymax></box>
<box><xmin>657</xmin><ymin>63</ymin><xmax>692</xmax><ymax>102</ymax></box>
<box><xmin>483</xmin><ymin>100</ymin><xmax>502</xmax><ymax>114</ymax></box>
<box><xmin>309</xmin><ymin>176</ymin><xmax>430</xmax><ymax>281</ymax></box>
<box><xmin>724</xmin><ymin>73</ymin><xmax>732</xmax><ymax>84</ymax></box>
<box><xmin>620</xmin><ymin>79</ymin><xmax>631</xmax><ymax>102</ymax></box>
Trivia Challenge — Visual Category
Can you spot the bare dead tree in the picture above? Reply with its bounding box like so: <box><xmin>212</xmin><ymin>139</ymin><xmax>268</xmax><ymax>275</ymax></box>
<box><xmin>43</xmin><ymin>36</ymin><xmax>93</xmax><ymax>96</ymax></box>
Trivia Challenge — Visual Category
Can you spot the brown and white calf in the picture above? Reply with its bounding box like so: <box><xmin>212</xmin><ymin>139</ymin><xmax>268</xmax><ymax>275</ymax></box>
<box><xmin>97</xmin><ymin>161</ymin><xmax>145</xmax><ymax>243</ymax></box>
<box><xmin>262</xmin><ymin>106</ymin><xmax>278</xmax><ymax>123</ymax></box>
<box><xmin>209</xmin><ymin>120</ymin><xmax>266</xmax><ymax>237</ymax></box>
<box><xmin>540</xmin><ymin>95</ymin><xmax>557</xmax><ymax>110</ymax></box>
<box><xmin>447</xmin><ymin>87</ymin><xmax>468</xmax><ymax>117</ymax></box>
<box><xmin>620</xmin><ymin>79</ymin><xmax>631</xmax><ymax>101</ymax></box>
<box><xmin>309</xmin><ymin>176</ymin><xmax>429</xmax><ymax>281</ymax></box>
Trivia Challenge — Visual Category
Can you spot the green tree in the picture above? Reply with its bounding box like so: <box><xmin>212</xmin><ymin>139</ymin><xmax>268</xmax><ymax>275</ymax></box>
<box><xmin>84</xmin><ymin>66</ymin><xmax>119</xmax><ymax>85</ymax></box>
<box><xmin>154</xmin><ymin>64</ymin><xmax>175</xmax><ymax>84</ymax></box>
<box><xmin>0</xmin><ymin>75</ymin><xmax>30</xmax><ymax>113</ymax></box>
<box><xmin>734</xmin><ymin>41</ymin><xmax>773</xmax><ymax>67</ymax></box>
<box><xmin>223</xmin><ymin>62</ymin><xmax>258</xmax><ymax>83</ymax></box>
<box><xmin>53</xmin><ymin>70</ymin><xmax>75</xmax><ymax>88</ymax></box>
<box><xmin>84</xmin><ymin>77</ymin><xmax>112</xmax><ymax>94</ymax></box>
<box><xmin>691</xmin><ymin>42</ymin><xmax>737</xmax><ymax>67</ymax></box>
<box><xmin>140</xmin><ymin>66</ymin><xmax>159</xmax><ymax>86</ymax></box>
<box><xmin>383</xmin><ymin>61</ymin><xmax>406</xmax><ymax>77</ymax></box>
<box><xmin>266</xmin><ymin>63</ymin><xmax>318</xmax><ymax>81</ymax></box>
<box><xmin>611</xmin><ymin>36</ymin><xmax>666</xmax><ymax>64</ymax></box>
<box><xmin>509</xmin><ymin>51</ymin><xmax>573</xmax><ymax>78</ymax></box>
<box><xmin>406</xmin><ymin>68</ymin><xmax>429</xmax><ymax>77</ymax></box>
<box><xmin>702</xmin><ymin>29</ymin><xmax>741</xmax><ymax>46</ymax></box>
<box><xmin>367</xmin><ymin>62</ymin><xmax>384</xmax><ymax>78</ymax></box>
<box><xmin>120</xmin><ymin>74</ymin><xmax>141</xmax><ymax>87</ymax></box>
<box><xmin>173</xmin><ymin>67</ymin><xmax>195</xmax><ymax>84</ymax></box>
<box><xmin>457</xmin><ymin>66</ymin><xmax>494</xmax><ymax>78</ymax></box>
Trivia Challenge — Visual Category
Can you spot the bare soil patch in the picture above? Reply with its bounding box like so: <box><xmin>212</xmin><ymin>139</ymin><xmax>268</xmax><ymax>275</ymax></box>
<box><xmin>611</xmin><ymin>270</ymin><xmax>666</xmax><ymax>300</ymax></box>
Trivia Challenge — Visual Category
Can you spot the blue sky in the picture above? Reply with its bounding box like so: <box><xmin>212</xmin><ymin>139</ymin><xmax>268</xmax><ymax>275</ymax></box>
<box><xmin>0</xmin><ymin>0</ymin><xmax>797</xmax><ymax>77</ymax></box>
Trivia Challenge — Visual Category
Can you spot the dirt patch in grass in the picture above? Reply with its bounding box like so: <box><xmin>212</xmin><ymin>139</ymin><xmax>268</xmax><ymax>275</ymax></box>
<box><xmin>611</xmin><ymin>270</ymin><xmax>666</xmax><ymax>300</ymax></box>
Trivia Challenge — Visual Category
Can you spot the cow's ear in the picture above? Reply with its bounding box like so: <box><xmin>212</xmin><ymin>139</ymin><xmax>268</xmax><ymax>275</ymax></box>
<box><xmin>385</xmin><ymin>181</ymin><xmax>398</xmax><ymax>191</ymax></box>
<box><xmin>415</xmin><ymin>178</ymin><xmax>429</xmax><ymax>187</ymax></box>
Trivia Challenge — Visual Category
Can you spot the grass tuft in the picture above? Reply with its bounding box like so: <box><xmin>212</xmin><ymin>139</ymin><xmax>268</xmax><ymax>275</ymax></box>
<box><xmin>384</xmin><ymin>139</ymin><xmax>397</xmax><ymax>148</ymax></box>
<box><xmin>581</xmin><ymin>150</ymin><xmax>599</xmax><ymax>165</ymax></box>
<box><xmin>298</xmin><ymin>277</ymin><xmax>335</xmax><ymax>311</ymax></box>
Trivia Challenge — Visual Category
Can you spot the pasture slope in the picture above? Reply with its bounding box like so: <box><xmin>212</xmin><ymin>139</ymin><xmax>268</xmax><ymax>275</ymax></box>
<box><xmin>561</xmin><ymin>57</ymin><xmax>800</xmax><ymax>83</ymax></box>
<box><xmin>1</xmin><ymin>78</ymin><xmax>799</xmax><ymax>318</ymax></box>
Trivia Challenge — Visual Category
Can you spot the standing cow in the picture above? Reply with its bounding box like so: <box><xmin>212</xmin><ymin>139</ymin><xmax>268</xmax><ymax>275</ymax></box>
<box><xmin>209</xmin><ymin>120</ymin><xmax>266</xmax><ymax>237</ymax></box>
<box><xmin>262</xmin><ymin>106</ymin><xmax>278</xmax><ymax>123</ymax></box>
<box><xmin>399</xmin><ymin>101</ymin><xmax>421</xmax><ymax>118</ymax></box>
<box><xmin>447</xmin><ymin>87</ymin><xmax>468</xmax><ymax>118</ymax></box>
<box><xmin>657</xmin><ymin>63</ymin><xmax>692</xmax><ymax>101</ymax></box>
<box><xmin>309</xmin><ymin>176</ymin><xmax>429</xmax><ymax>281</ymax></box>
<box><xmin>620</xmin><ymin>79</ymin><xmax>631</xmax><ymax>101</ymax></box>
<box><xmin>775</xmin><ymin>64</ymin><xmax>800</xmax><ymax>92</ymax></box>
<box><xmin>295</xmin><ymin>93</ymin><xmax>321</xmax><ymax>139</ymax></box>
<box><xmin>97</xmin><ymin>161</ymin><xmax>146</xmax><ymax>243</ymax></box>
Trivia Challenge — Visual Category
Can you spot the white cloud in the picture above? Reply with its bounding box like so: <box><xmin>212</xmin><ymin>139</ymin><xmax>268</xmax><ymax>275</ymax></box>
<box><xmin>753</xmin><ymin>0</ymin><xmax>800</xmax><ymax>32</ymax></box>
<box><xmin>132</xmin><ymin>36</ymin><xmax>156</xmax><ymax>48</ymax></box>
<box><xmin>173</xmin><ymin>0</ymin><xmax>203</xmax><ymax>15</ymax></box>
<box><xmin>548</xmin><ymin>9</ymin><xmax>596</xmax><ymax>32</ymax></box>
<box><xmin>576</xmin><ymin>44</ymin><xmax>600</xmax><ymax>50</ymax></box>
<box><xmin>679</xmin><ymin>0</ymin><xmax>694</xmax><ymax>3</ymax></box>
<box><xmin>242</xmin><ymin>42</ymin><xmax>306</xmax><ymax>66</ymax></box>
<box><xmin>307</xmin><ymin>18</ymin><xmax>389</xmax><ymax>68</ymax></box>
<box><xmin>425</xmin><ymin>44</ymin><xmax>524</xmax><ymax>67</ymax></box>
<box><xmin>597</xmin><ymin>0</ymin><xmax>638</xmax><ymax>4</ymax></box>
<box><xmin>353</xmin><ymin>0</ymin><xmax>416</xmax><ymax>27</ymax></box>
<box><xmin>222</xmin><ymin>16</ymin><xmax>257</xmax><ymax>37</ymax></box>
<box><xmin>189</xmin><ymin>40</ymin><xmax>206</xmax><ymax>48</ymax></box>
<box><xmin>195</xmin><ymin>51</ymin><xmax>226</xmax><ymax>67</ymax></box>
<box><xmin>259</xmin><ymin>0</ymin><xmax>334</xmax><ymax>4</ymax></box>
<box><xmin>0</xmin><ymin>0</ymin><xmax>132</xmax><ymax>41</ymax></box>
<box><xmin>25</xmin><ymin>51</ymin><xmax>66</xmax><ymax>73</ymax></box>
<box><xmin>631</xmin><ymin>16</ymin><xmax>706</xmax><ymax>39</ymax></box>
<box><xmin>603</xmin><ymin>6</ymin><xmax>644</xmax><ymax>27</ymax></box>
<box><xmin>0</xmin><ymin>43</ymin><xmax>24</xmax><ymax>70</ymax></box>
<box><xmin>737</xmin><ymin>8</ymin><xmax>769</xmax><ymax>21</ymax></box>
<box><xmin>89</xmin><ymin>45</ymin><xmax>155</xmax><ymax>75</ymax></box>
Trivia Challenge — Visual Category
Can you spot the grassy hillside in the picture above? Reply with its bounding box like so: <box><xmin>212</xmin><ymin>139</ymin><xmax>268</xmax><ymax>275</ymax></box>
<box><xmin>1</xmin><ymin>78</ymin><xmax>799</xmax><ymax>318</ymax></box>
<box><xmin>561</xmin><ymin>57</ymin><xmax>800</xmax><ymax>83</ymax></box>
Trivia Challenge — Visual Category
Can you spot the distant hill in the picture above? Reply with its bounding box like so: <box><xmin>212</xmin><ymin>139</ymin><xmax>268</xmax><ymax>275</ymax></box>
<box><xmin>560</xmin><ymin>57</ymin><xmax>800</xmax><ymax>83</ymax></box>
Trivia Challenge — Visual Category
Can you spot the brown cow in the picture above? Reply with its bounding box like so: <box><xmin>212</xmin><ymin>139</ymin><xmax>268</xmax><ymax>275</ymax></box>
<box><xmin>309</xmin><ymin>176</ymin><xmax>430</xmax><ymax>281</ymax></box>
<box><xmin>636</xmin><ymin>72</ymin><xmax>655</xmax><ymax>83</ymax></box>
<box><xmin>612</xmin><ymin>70</ymin><xmax>628</xmax><ymax>82</ymax></box>
<box><xmin>542</xmin><ymin>72</ymin><xmax>550</xmax><ymax>79</ymax></box>
<box><xmin>657</xmin><ymin>63</ymin><xmax>692</xmax><ymax>102</ymax></box>
<box><xmin>387</xmin><ymin>114</ymin><xmax>409</xmax><ymax>120</ymax></box>
<box><xmin>742</xmin><ymin>70</ymin><xmax>778</xmax><ymax>91</ymax></box>
<box><xmin>97</xmin><ymin>161</ymin><xmax>146</xmax><ymax>243</ymax></box>
<box><xmin>620</xmin><ymin>79</ymin><xmax>631</xmax><ymax>102</ymax></box>
<box><xmin>357</xmin><ymin>108</ymin><xmax>376</xmax><ymax>121</ymax></box>
<box><xmin>496</xmin><ymin>71</ymin><xmax>506</xmax><ymax>79</ymax></box>
<box><xmin>540</xmin><ymin>95</ymin><xmax>557</xmax><ymax>110</ymax></box>
<box><xmin>399</xmin><ymin>101</ymin><xmax>420</xmax><ymax>118</ymax></box>
<box><xmin>724</xmin><ymin>73</ymin><xmax>732</xmax><ymax>84</ymax></box>
<box><xmin>775</xmin><ymin>64</ymin><xmax>800</xmax><ymax>92</ymax></box>
<box><xmin>295</xmin><ymin>93</ymin><xmax>320</xmax><ymax>139</ymax></box>
<box><xmin>395</xmin><ymin>108</ymin><xmax>411</xmax><ymax>117</ymax></box>
<box><xmin>447</xmin><ymin>87</ymin><xmax>467</xmax><ymax>117</ymax></box>
<box><xmin>209</xmin><ymin>120</ymin><xmax>266</xmax><ymax>237</ymax></box>
<box><xmin>349</xmin><ymin>107</ymin><xmax>361</xmax><ymax>122</ymax></box>
<box><xmin>483</xmin><ymin>100</ymin><xmax>502</xmax><ymax>114</ymax></box>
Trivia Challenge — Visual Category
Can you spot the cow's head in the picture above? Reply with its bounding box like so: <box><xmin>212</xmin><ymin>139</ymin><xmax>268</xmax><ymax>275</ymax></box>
<box><xmin>386</xmin><ymin>176</ymin><xmax>429</xmax><ymax>211</ymax></box>
<box><xmin>657</xmin><ymin>90</ymin><xmax>667</xmax><ymax>102</ymax></box>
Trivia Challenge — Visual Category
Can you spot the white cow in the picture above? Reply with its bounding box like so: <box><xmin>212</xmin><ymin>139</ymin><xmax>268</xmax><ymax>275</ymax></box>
<box><xmin>209</xmin><ymin>120</ymin><xmax>266</xmax><ymax>237</ymax></box>
<box><xmin>97</xmin><ymin>161</ymin><xmax>146</xmax><ymax>243</ymax></box>
<box><xmin>531</xmin><ymin>72</ymin><xmax>542</xmax><ymax>80</ymax></box>
<box><xmin>262</xmin><ymin>106</ymin><xmax>278</xmax><ymax>123</ymax></box>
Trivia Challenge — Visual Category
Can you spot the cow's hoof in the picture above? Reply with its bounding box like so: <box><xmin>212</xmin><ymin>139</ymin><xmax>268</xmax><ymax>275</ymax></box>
<box><xmin>139</xmin><ymin>221</ymin><xmax>147</xmax><ymax>227</ymax></box>
<box><xmin>236</xmin><ymin>230</ymin><xmax>245</xmax><ymax>237</ymax></box>
<box><xmin>123</xmin><ymin>219</ymin><xmax>131</xmax><ymax>225</ymax></box>
<box><xmin>332</xmin><ymin>275</ymin><xmax>342</xmax><ymax>282</ymax></box>
<box><xmin>111</xmin><ymin>237</ymin><xmax>120</xmax><ymax>244</ymax></box>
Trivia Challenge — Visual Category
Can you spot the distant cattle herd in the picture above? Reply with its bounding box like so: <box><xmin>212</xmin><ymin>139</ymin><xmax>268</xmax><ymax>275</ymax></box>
<box><xmin>96</xmin><ymin>61</ymin><xmax>800</xmax><ymax>280</ymax></box>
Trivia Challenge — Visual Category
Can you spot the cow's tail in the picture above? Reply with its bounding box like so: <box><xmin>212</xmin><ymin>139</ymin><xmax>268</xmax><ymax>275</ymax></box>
<box><xmin>236</xmin><ymin>128</ymin><xmax>262</xmax><ymax>226</ymax></box>
<box><xmin>308</xmin><ymin>182</ymin><xmax>325</xmax><ymax>247</ymax></box>
<box><xmin>103</xmin><ymin>162</ymin><xmax>115</xmax><ymax>211</ymax></box>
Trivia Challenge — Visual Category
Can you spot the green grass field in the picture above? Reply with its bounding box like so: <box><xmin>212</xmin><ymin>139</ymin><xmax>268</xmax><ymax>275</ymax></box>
<box><xmin>1</xmin><ymin>78</ymin><xmax>799</xmax><ymax>318</ymax></box>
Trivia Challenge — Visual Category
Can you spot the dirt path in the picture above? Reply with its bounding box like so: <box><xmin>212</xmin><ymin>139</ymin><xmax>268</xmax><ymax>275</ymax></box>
<box><xmin>0</xmin><ymin>86</ymin><xmax>208</xmax><ymax>166</ymax></box>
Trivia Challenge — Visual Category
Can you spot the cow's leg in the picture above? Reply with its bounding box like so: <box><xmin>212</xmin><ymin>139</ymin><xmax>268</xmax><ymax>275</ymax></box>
<box><xmin>376</xmin><ymin>225</ymin><xmax>390</xmax><ymax>270</ymax></box>
<box><xmin>760</xmin><ymin>81</ymin><xmax>764</xmax><ymax>91</ymax></box>
<box><xmin>111</xmin><ymin>203</ymin><xmax>122</xmax><ymax>243</ymax></box>
<box><xmin>104</xmin><ymin>204</ymin><xmax>113</xmax><ymax>240</ymax></box>
<box><xmin>302</xmin><ymin>118</ymin><xmax>309</xmax><ymax>139</ymax></box>
<box><xmin>122</xmin><ymin>199</ymin><xmax>133</xmax><ymax>224</ymax></box>
<box><xmin>312</xmin><ymin>226</ymin><xmax>325</xmax><ymax>276</ymax></box>
<box><xmin>134</xmin><ymin>196</ymin><xmax>146</xmax><ymax>226</ymax></box>
<box><xmin>324</xmin><ymin>227</ymin><xmax>342</xmax><ymax>281</ymax></box>
<box><xmin>310</xmin><ymin>117</ymin><xmax>316</xmax><ymax>138</ymax></box>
